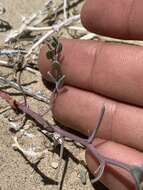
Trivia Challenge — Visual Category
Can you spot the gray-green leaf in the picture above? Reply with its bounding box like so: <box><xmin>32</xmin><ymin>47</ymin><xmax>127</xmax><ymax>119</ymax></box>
<box><xmin>52</xmin><ymin>61</ymin><xmax>61</xmax><ymax>73</ymax></box>
<box><xmin>46</xmin><ymin>50</ymin><xmax>55</xmax><ymax>60</ymax></box>
<box><xmin>56</xmin><ymin>75</ymin><xmax>66</xmax><ymax>90</ymax></box>
<box><xmin>47</xmin><ymin>72</ymin><xmax>56</xmax><ymax>83</ymax></box>
<box><xmin>130</xmin><ymin>165</ymin><xmax>143</xmax><ymax>190</ymax></box>
<box><xmin>51</xmin><ymin>37</ymin><xmax>59</xmax><ymax>49</ymax></box>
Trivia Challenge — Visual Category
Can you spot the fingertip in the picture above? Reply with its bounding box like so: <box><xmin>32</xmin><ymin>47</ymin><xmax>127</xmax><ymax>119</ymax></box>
<box><xmin>80</xmin><ymin>0</ymin><xmax>129</xmax><ymax>39</ymax></box>
<box><xmin>80</xmin><ymin>0</ymin><xmax>143</xmax><ymax>40</ymax></box>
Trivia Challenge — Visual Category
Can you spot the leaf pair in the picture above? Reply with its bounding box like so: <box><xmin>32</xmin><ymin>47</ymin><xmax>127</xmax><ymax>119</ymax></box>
<box><xmin>46</xmin><ymin>36</ymin><xmax>62</xmax><ymax>60</ymax></box>
<box><xmin>47</xmin><ymin>71</ymin><xmax>65</xmax><ymax>91</ymax></box>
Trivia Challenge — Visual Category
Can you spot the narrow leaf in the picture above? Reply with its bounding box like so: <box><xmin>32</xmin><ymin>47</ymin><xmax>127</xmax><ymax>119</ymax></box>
<box><xmin>47</xmin><ymin>71</ymin><xmax>56</xmax><ymax>83</ymax></box>
<box><xmin>51</xmin><ymin>37</ymin><xmax>59</xmax><ymax>49</ymax></box>
<box><xmin>56</xmin><ymin>75</ymin><xmax>66</xmax><ymax>90</ymax></box>
<box><xmin>91</xmin><ymin>161</ymin><xmax>105</xmax><ymax>184</ymax></box>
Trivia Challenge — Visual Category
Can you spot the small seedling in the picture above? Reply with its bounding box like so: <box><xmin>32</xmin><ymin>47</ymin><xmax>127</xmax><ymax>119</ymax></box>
<box><xmin>46</xmin><ymin>36</ymin><xmax>65</xmax><ymax>93</ymax></box>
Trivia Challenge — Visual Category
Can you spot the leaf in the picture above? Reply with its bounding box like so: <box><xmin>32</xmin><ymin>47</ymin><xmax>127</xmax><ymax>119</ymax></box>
<box><xmin>56</xmin><ymin>75</ymin><xmax>66</xmax><ymax>90</ymax></box>
<box><xmin>46</xmin><ymin>50</ymin><xmax>55</xmax><ymax>60</ymax></box>
<box><xmin>52</xmin><ymin>61</ymin><xmax>61</xmax><ymax>73</ymax></box>
<box><xmin>130</xmin><ymin>165</ymin><xmax>143</xmax><ymax>190</ymax></box>
<box><xmin>47</xmin><ymin>72</ymin><xmax>56</xmax><ymax>83</ymax></box>
<box><xmin>88</xmin><ymin>105</ymin><xmax>105</xmax><ymax>144</ymax></box>
<box><xmin>91</xmin><ymin>161</ymin><xmax>105</xmax><ymax>184</ymax></box>
<box><xmin>51</xmin><ymin>36</ymin><xmax>59</xmax><ymax>49</ymax></box>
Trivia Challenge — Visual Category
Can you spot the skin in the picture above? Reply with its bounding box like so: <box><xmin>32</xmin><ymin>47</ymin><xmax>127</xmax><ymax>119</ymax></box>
<box><xmin>38</xmin><ymin>0</ymin><xmax>143</xmax><ymax>189</ymax></box>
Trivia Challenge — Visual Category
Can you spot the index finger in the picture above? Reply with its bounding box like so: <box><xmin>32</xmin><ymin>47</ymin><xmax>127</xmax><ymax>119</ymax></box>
<box><xmin>81</xmin><ymin>0</ymin><xmax>143</xmax><ymax>40</ymax></box>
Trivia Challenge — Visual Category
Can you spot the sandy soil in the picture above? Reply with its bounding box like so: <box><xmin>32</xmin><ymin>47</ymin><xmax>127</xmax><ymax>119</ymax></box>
<box><xmin>0</xmin><ymin>1</ymin><xmax>99</xmax><ymax>190</ymax></box>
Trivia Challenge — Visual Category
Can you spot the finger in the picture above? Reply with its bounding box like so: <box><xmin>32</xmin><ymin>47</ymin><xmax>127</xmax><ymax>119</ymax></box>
<box><xmin>86</xmin><ymin>138</ymin><xmax>143</xmax><ymax>190</ymax></box>
<box><xmin>81</xmin><ymin>0</ymin><xmax>143</xmax><ymax>40</ymax></box>
<box><xmin>39</xmin><ymin>39</ymin><xmax>143</xmax><ymax>107</ymax></box>
<box><xmin>52</xmin><ymin>86</ymin><xmax>143</xmax><ymax>151</ymax></box>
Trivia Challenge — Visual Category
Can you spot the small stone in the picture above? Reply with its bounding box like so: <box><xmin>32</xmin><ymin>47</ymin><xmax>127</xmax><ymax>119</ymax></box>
<box><xmin>24</xmin><ymin>124</ymin><xmax>31</xmax><ymax>130</ymax></box>
<box><xmin>51</xmin><ymin>162</ymin><xmax>59</xmax><ymax>169</ymax></box>
<box><xmin>12</xmin><ymin>143</ymin><xmax>18</xmax><ymax>150</ymax></box>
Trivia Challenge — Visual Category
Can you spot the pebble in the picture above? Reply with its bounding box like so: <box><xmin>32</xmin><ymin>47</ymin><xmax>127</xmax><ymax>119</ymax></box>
<box><xmin>51</xmin><ymin>161</ymin><xmax>59</xmax><ymax>169</ymax></box>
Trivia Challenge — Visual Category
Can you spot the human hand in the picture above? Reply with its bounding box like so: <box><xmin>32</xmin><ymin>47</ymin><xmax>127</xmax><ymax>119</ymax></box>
<box><xmin>38</xmin><ymin>0</ymin><xmax>143</xmax><ymax>189</ymax></box>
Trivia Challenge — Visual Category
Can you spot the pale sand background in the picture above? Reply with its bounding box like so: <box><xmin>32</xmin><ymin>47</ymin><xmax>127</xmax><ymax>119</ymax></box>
<box><xmin>0</xmin><ymin>1</ymin><xmax>97</xmax><ymax>190</ymax></box>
